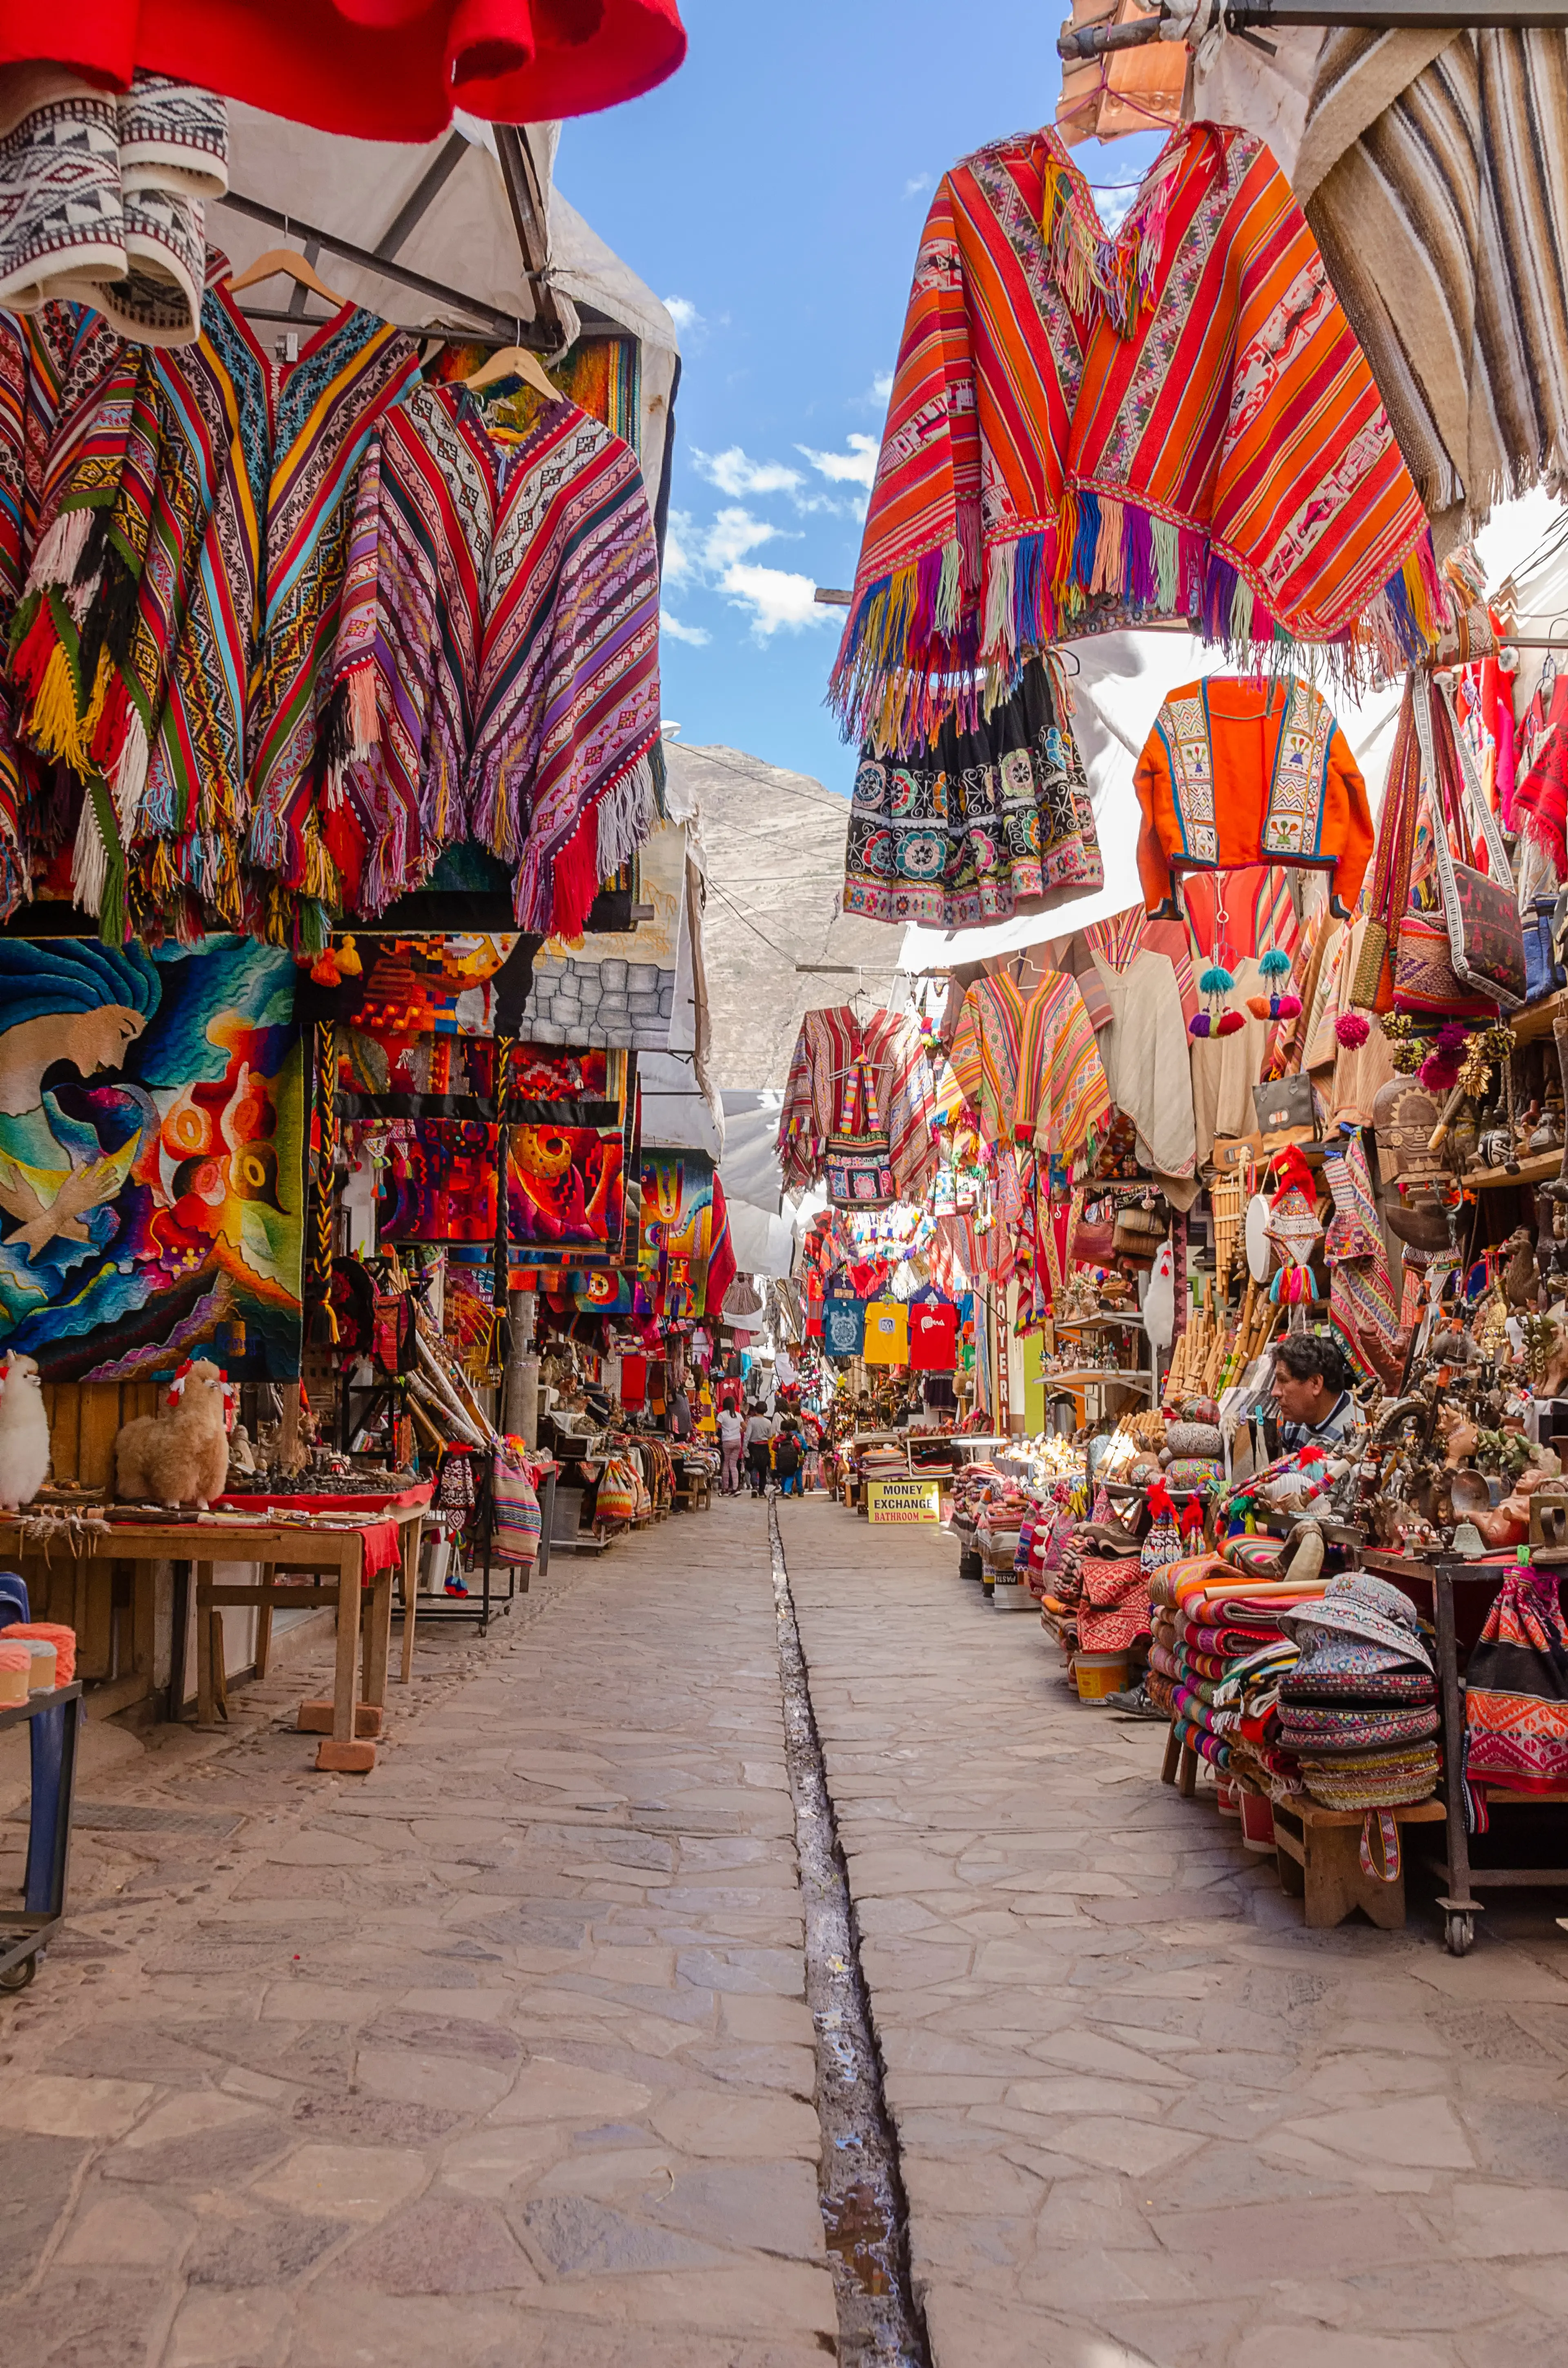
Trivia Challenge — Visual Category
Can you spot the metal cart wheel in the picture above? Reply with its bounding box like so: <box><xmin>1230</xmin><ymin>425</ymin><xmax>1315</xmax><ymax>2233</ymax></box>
<box><xmin>1445</xmin><ymin>1911</ymin><xmax>1475</xmax><ymax>1957</ymax></box>
<box><xmin>0</xmin><ymin>1951</ymin><xmax>38</xmax><ymax>1991</ymax></box>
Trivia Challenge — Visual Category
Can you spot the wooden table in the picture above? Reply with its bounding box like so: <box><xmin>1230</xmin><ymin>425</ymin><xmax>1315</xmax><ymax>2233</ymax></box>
<box><xmin>0</xmin><ymin>1507</ymin><xmax>424</xmax><ymax>1774</ymax></box>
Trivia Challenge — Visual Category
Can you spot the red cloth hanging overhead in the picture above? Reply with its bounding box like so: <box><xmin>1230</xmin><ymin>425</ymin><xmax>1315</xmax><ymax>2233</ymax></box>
<box><xmin>0</xmin><ymin>0</ymin><xmax>687</xmax><ymax>142</ymax></box>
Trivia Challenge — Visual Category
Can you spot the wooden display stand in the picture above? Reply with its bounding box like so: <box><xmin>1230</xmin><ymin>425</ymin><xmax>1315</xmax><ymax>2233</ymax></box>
<box><xmin>1270</xmin><ymin>1794</ymin><xmax>1446</xmax><ymax>1931</ymax></box>
<box><xmin>0</xmin><ymin>1505</ymin><xmax>424</xmax><ymax>1773</ymax></box>
<box><xmin>1161</xmin><ymin>1724</ymin><xmax>1445</xmax><ymax>1931</ymax></box>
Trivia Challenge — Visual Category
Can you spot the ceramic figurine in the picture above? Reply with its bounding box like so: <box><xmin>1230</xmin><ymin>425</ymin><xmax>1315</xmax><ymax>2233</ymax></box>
<box><xmin>227</xmin><ymin>1423</ymin><xmax>257</xmax><ymax>1478</ymax></box>
<box><xmin>0</xmin><ymin>1353</ymin><xmax>51</xmax><ymax>1511</ymax></box>
<box><xmin>114</xmin><ymin>1358</ymin><xmax>231</xmax><ymax>1509</ymax></box>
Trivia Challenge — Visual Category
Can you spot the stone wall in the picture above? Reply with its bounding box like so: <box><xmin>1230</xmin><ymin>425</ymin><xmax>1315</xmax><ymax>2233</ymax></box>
<box><xmin>521</xmin><ymin>954</ymin><xmax>675</xmax><ymax>1049</ymax></box>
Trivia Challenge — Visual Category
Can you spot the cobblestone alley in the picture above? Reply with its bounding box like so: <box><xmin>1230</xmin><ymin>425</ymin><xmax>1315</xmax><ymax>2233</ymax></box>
<box><xmin>3</xmin><ymin>1498</ymin><xmax>1568</xmax><ymax>2368</ymax></box>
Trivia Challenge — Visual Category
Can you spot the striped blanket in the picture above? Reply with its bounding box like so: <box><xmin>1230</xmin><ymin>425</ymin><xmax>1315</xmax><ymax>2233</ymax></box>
<box><xmin>831</xmin><ymin>120</ymin><xmax>1442</xmax><ymax>753</ymax></box>
<box><xmin>1296</xmin><ymin>31</ymin><xmax>1568</xmax><ymax>551</ymax></box>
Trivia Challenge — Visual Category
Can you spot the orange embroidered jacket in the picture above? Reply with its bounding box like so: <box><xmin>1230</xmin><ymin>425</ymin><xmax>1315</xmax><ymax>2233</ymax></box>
<box><xmin>1134</xmin><ymin>676</ymin><xmax>1371</xmax><ymax>920</ymax></box>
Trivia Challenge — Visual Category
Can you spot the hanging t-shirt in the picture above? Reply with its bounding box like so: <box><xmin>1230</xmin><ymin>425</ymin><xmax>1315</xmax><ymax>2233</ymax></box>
<box><xmin>822</xmin><ymin>1295</ymin><xmax>866</xmax><ymax>1358</ymax></box>
<box><xmin>909</xmin><ymin>1302</ymin><xmax>958</xmax><ymax>1371</ymax></box>
<box><xmin>862</xmin><ymin>1300</ymin><xmax>910</xmax><ymax>1365</ymax></box>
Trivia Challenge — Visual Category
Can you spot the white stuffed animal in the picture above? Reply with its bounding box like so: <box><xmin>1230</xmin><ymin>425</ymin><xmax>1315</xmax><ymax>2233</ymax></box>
<box><xmin>0</xmin><ymin>1352</ymin><xmax>51</xmax><ymax>1511</ymax></box>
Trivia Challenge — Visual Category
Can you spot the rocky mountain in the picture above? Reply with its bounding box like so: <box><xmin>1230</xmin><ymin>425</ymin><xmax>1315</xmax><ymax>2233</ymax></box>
<box><xmin>663</xmin><ymin>742</ymin><xmax>904</xmax><ymax>1090</ymax></box>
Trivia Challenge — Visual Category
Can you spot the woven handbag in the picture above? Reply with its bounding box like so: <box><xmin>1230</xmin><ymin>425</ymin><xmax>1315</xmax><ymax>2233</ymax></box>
<box><xmin>825</xmin><ymin>1133</ymin><xmax>896</xmax><ymax>1209</ymax></box>
<box><xmin>1352</xmin><ymin>676</ymin><xmax>1421</xmax><ymax>1011</ymax></box>
<box><xmin>1417</xmin><ymin>678</ymin><xmax>1526</xmax><ymax>1012</ymax></box>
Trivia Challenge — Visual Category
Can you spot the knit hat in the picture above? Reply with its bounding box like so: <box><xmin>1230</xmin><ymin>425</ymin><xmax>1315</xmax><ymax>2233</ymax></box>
<box><xmin>1278</xmin><ymin>1573</ymin><xmax>1432</xmax><ymax>1670</ymax></box>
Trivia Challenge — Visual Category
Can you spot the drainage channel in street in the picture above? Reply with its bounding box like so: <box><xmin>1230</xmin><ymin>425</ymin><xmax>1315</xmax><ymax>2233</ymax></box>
<box><xmin>768</xmin><ymin>1501</ymin><xmax>931</xmax><ymax>2368</ymax></box>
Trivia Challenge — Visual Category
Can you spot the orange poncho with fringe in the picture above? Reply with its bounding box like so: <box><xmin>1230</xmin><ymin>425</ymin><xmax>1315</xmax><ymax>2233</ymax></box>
<box><xmin>831</xmin><ymin>122</ymin><xmax>1443</xmax><ymax>753</ymax></box>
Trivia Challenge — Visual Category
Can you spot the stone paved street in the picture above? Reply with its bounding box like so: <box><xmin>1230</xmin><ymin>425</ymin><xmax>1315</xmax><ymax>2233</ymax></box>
<box><xmin>6</xmin><ymin>1493</ymin><xmax>1568</xmax><ymax>2367</ymax></box>
<box><xmin>783</xmin><ymin>1498</ymin><xmax>1568</xmax><ymax>2368</ymax></box>
<box><xmin>0</xmin><ymin>1501</ymin><xmax>831</xmax><ymax>2368</ymax></box>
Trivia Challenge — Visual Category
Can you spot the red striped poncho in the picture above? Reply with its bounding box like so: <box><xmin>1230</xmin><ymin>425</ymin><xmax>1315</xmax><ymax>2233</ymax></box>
<box><xmin>0</xmin><ymin>302</ymin><xmax>124</xmax><ymax>910</ymax></box>
<box><xmin>832</xmin><ymin>122</ymin><xmax>1444</xmax><ymax>753</ymax></box>
<box><xmin>331</xmin><ymin>382</ymin><xmax>662</xmax><ymax>940</ymax></box>
<box><xmin>777</xmin><ymin>1006</ymin><xmax>940</xmax><ymax>1202</ymax></box>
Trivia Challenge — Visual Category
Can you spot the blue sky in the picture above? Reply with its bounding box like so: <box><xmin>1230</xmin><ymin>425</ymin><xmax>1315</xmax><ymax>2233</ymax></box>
<box><xmin>559</xmin><ymin>1</ymin><xmax>1166</xmax><ymax>795</ymax></box>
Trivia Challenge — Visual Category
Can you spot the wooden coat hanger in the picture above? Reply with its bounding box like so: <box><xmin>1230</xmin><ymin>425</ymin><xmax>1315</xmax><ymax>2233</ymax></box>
<box><xmin>227</xmin><ymin>239</ymin><xmax>346</xmax><ymax>308</ymax></box>
<box><xmin>463</xmin><ymin>341</ymin><xmax>560</xmax><ymax>404</ymax></box>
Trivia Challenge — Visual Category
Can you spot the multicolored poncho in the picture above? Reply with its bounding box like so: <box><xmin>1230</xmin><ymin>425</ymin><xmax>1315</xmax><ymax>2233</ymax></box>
<box><xmin>331</xmin><ymin>380</ymin><xmax>662</xmax><ymax>939</ymax></box>
<box><xmin>832</xmin><ymin>122</ymin><xmax>1445</xmax><ymax>752</ymax></box>
<box><xmin>9</xmin><ymin>271</ymin><xmax>420</xmax><ymax>937</ymax></box>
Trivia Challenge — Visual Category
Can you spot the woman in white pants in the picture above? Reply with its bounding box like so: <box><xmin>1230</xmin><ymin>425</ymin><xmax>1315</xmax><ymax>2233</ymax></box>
<box><xmin>716</xmin><ymin>1404</ymin><xmax>743</xmax><ymax>1494</ymax></box>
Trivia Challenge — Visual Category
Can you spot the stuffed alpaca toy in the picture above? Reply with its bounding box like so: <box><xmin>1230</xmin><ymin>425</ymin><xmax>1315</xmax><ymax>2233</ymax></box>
<box><xmin>0</xmin><ymin>1353</ymin><xmax>51</xmax><ymax>1511</ymax></box>
<box><xmin>114</xmin><ymin>1358</ymin><xmax>231</xmax><ymax>1509</ymax></box>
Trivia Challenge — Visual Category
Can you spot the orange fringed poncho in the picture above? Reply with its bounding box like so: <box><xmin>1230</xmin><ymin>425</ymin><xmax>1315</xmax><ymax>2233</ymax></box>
<box><xmin>831</xmin><ymin>122</ymin><xmax>1443</xmax><ymax>754</ymax></box>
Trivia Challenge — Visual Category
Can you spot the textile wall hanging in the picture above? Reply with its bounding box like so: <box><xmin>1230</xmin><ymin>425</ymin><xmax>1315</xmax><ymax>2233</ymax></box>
<box><xmin>0</xmin><ymin>934</ymin><xmax>303</xmax><ymax>1380</ymax></box>
<box><xmin>638</xmin><ymin>1148</ymin><xmax>715</xmax><ymax>1320</ymax></box>
<box><xmin>378</xmin><ymin>1119</ymin><xmax>626</xmax><ymax>1253</ymax></box>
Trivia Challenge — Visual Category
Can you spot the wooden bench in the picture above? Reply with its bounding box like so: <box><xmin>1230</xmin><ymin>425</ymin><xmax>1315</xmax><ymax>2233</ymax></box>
<box><xmin>1271</xmin><ymin>1794</ymin><xmax>1446</xmax><ymax>1931</ymax></box>
<box><xmin>1160</xmin><ymin>1722</ymin><xmax>1446</xmax><ymax>1930</ymax></box>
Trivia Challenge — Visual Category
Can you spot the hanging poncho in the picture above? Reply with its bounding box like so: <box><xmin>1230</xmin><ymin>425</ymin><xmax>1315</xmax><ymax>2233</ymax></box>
<box><xmin>9</xmin><ymin>270</ymin><xmax>420</xmax><ymax>936</ymax></box>
<box><xmin>831</xmin><ymin>121</ymin><xmax>1443</xmax><ymax>752</ymax></box>
<box><xmin>0</xmin><ymin>301</ymin><xmax>125</xmax><ymax>909</ymax></box>
<box><xmin>328</xmin><ymin>387</ymin><xmax>487</xmax><ymax>914</ymax></box>
<box><xmin>331</xmin><ymin>380</ymin><xmax>662</xmax><ymax>939</ymax></box>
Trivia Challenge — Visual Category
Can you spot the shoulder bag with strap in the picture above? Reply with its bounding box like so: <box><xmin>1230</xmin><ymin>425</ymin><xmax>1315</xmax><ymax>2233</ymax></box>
<box><xmin>1416</xmin><ymin>675</ymin><xmax>1527</xmax><ymax>1012</ymax></box>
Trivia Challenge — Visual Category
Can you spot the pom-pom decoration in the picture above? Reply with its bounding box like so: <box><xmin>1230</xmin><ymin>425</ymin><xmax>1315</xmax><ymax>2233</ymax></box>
<box><xmin>1216</xmin><ymin>1010</ymin><xmax>1245</xmax><ymax>1037</ymax></box>
<box><xmin>1275</xmin><ymin>992</ymin><xmax>1302</xmax><ymax>1019</ymax></box>
<box><xmin>1437</xmin><ymin>1021</ymin><xmax>1470</xmax><ymax>1053</ymax></box>
<box><xmin>1298</xmin><ymin>1445</ymin><xmax>1327</xmax><ymax>1466</ymax></box>
<box><xmin>1246</xmin><ymin>994</ymin><xmax>1272</xmax><ymax>1020</ymax></box>
<box><xmin>1189</xmin><ymin>1012</ymin><xmax>1212</xmax><ymax>1039</ymax></box>
<box><xmin>1336</xmin><ymin>1012</ymin><xmax>1371</xmax><ymax>1049</ymax></box>
<box><xmin>1419</xmin><ymin>1048</ymin><xmax>1462</xmax><ymax>1093</ymax></box>
<box><xmin>1199</xmin><ymin>963</ymin><xmax>1236</xmax><ymax>995</ymax></box>
<box><xmin>1259</xmin><ymin>948</ymin><xmax>1292</xmax><ymax>981</ymax></box>
<box><xmin>1146</xmin><ymin>1479</ymin><xmax>1175</xmax><ymax>1520</ymax></box>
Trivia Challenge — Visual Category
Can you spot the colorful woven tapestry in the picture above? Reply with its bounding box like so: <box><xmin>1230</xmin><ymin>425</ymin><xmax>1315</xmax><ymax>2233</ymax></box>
<box><xmin>379</xmin><ymin>1117</ymin><xmax>626</xmax><ymax>1252</ymax></box>
<box><xmin>832</xmin><ymin>122</ymin><xmax>1443</xmax><ymax>751</ymax></box>
<box><xmin>1465</xmin><ymin>1561</ymin><xmax>1568</xmax><ymax>1802</ymax></box>
<box><xmin>0</xmin><ymin>934</ymin><xmax>303</xmax><ymax>1380</ymax></box>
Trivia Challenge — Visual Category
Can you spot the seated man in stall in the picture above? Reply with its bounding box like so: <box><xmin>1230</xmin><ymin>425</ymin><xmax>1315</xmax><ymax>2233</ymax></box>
<box><xmin>1272</xmin><ymin>1333</ymin><xmax>1361</xmax><ymax>1452</ymax></box>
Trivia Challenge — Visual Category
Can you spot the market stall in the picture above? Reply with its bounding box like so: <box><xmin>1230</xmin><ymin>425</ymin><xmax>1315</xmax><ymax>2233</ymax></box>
<box><xmin>780</xmin><ymin>70</ymin><xmax>1568</xmax><ymax>1955</ymax></box>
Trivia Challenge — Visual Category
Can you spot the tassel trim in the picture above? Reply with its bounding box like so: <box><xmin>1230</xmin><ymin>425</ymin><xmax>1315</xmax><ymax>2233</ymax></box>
<box><xmin>830</xmin><ymin>492</ymin><xmax>1449</xmax><ymax>751</ymax></box>
<box><xmin>515</xmin><ymin>739</ymin><xmax>662</xmax><ymax>943</ymax></box>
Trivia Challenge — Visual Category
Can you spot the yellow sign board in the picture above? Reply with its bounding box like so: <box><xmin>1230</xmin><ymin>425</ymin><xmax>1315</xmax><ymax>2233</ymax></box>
<box><xmin>866</xmin><ymin>1476</ymin><xmax>942</xmax><ymax>1526</ymax></box>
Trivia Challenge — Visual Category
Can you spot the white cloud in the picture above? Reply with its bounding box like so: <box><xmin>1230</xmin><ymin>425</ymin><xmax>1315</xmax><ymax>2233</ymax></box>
<box><xmin>663</xmin><ymin>294</ymin><xmax>704</xmax><ymax>337</ymax></box>
<box><xmin>721</xmin><ymin>563</ymin><xmax>832</xmax><ymax>639</ymax></box>
<box><xmin>702</xmin><ymin>505</ymin><xmax>782</xmax><ymax>571</ymax></box>
<box><xmin>797</xmin><ymin>433</ymin><xmax>878</xmax><ymax>491</ymax></box>
<box><xmin>874</xmin><ymin>370</ymin><xmax>893</xmax><ymax>401</ymax></box>
<box><xmin>662</xmin><ymin>510</ymin><xmax>695</xmax><ymax>585</ymax></box>
<box><xmin>693</xmin><ymin>445</ymin><xmax>805</xmax><ymax>500</ymax></box>
<box><xmin>661</xmin><ymin>610</ymin><xmax>710</xmax><ymax>647</ymax></box>
<box><xmin>904</xmin><ymin>173</ymin><xmax>933</xmax><ymax>200</ymax></box>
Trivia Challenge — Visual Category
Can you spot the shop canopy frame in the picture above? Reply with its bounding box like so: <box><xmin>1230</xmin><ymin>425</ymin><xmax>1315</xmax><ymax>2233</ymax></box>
<box><xmin>1060</xmin><ymin>0</ymin><xmax>1568</xmax><ymax>65</ymax></box>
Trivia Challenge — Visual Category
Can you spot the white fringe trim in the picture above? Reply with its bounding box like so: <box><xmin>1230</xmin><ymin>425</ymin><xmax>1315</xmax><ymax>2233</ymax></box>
<box><xmin>72</xmin><ymin>793</ymin><xmax>107</xmax><ymax>918</ymax></box>
<box><xmin>596</xmin><ymin>754</ymin><xmax>659</xmax><ymax>877</ymax></box>
<box><xmin>110</xmin><ymin>708</ymin><xmax>149</xmax><ymax>836</ymax></box>
<box><xmin>26</xmin><ymin>505</ymin><xmax>91</xmax><ymax>595</ymax></box>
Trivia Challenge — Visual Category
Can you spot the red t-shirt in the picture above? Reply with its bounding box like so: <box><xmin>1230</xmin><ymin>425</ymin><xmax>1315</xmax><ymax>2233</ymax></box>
<box><xmin>909</xmin><ymin>1303</ymin><xmax>958</xmax><ymax>1371</ymax></box>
